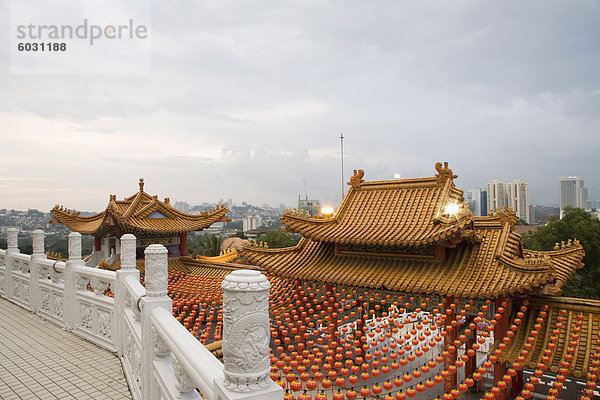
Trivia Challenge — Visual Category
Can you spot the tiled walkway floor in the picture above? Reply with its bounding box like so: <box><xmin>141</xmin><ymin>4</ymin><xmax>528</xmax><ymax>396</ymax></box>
<box><xmin>0</xmin><ymin>298</ymin><xmax>132</xmax><ymax>399</ymax></box>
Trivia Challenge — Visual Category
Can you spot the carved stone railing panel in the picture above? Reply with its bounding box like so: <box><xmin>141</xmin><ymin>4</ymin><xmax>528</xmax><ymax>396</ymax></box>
<box><xmin>172</xmin><ymin>355</ymin><xmax>196</xmax><ymax>394</ymax></box>
<box><xmin>10</xmin><ymin>272</ymin><xmax>31</xmax><ymax>310</ymax></box>
<box><xmin>122</xmin><ymin>313</ymin><xmax>143</xmax><ymax>399</ymax></box>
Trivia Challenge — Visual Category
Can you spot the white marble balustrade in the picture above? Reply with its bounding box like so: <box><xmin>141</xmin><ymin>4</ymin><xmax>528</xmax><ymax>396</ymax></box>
<box><xmin>0</xmin><ymin>228</ymin><xmax>283</xmax><ymax>400</ymax></box>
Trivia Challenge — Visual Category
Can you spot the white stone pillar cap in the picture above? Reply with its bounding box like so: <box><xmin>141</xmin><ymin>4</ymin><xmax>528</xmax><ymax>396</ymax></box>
<box><xmin>145</xmin><ymin>244</ymin><xmax>168</xmax><ymax>254</ymax></box>
<box><xmin>222</xmin><ymin>270</ymin><xmax>270</xmax><ymax>290</ymax></box>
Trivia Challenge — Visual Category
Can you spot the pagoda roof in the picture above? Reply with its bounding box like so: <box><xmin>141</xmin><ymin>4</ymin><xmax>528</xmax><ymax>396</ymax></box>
<box><xmin>281</xmin><ymin>165</ymin><xmax>473</xmax><ymax>246</ymax></box>
<box><xmin>243</xmin><ymin>170</ymin><xmax>585</xmax><ymax>298</ymax></box>
<box><xmin>494</xmin><ymin>296</ymin><xmax>600</xmax><ymax>379</ymax></box>
<box><xmin>51</xmin><ymin>179</ymin><xmax>228</xmax><ymax>235</ymax></box>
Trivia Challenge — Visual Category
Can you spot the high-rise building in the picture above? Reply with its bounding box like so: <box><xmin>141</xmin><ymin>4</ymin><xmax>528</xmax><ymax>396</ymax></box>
<box><xmin>465</xmin><ymin>188</ymin><xmax>488</xmax><ymax>217</ymax></box>
<box><xmin>559</xmin><ymin>176</ymin><xmax>586</xmax><ymax>218</ymax></box>
<box><xmin>173</xmin><ymin>201</ymin><xmax>190</xmax><ymax>213</ymax></box>
<box><xmin>507</xmin><ymin>180</ymin><xmax>530</xmax><ymax>224</ymax></box>
<box><xmin>487</xmin><ymin>180</ymin><xmax>508</xmax><ymax>212</ymax></box>
<box><xmin>242</xmin><ymin>215</ymin><xmax>263</xmax><ymax>232</ymax></box>
<box><xmin>487</xmin><ymin>179</ymin><xmax>530</xmax><ymax>223</ymax></box>
<box><xmin>298</xmin><ymin>198</ymin><xmax>321</xmax><ymax>217</ymax></box>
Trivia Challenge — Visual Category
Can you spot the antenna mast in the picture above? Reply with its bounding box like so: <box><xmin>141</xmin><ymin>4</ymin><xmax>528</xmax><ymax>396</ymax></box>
<box><xmin>340</xmin><ymin>134</ymin><xmax>344</xmax><ymax>201</ymax></box>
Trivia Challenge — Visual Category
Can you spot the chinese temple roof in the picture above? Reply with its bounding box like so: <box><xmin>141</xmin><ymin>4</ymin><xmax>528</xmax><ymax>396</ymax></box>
<box><xmin>494</xmin><ymin>296</ymin><xmax>600</xmax><ymax>379</ymax></box>
<box><xmin>243</xmin><ymin>164</ymin><xmax>585</xmax><ymax>299</ymax></box>
<box><xmin>281</xmin><ymin>165</ymin><xmax>473</xmax><ymax>247</ymax></box>
<box><xmin>50</xmin><ymin>179</ymin><xmax>228</xmax><ymax>236</ymax></box>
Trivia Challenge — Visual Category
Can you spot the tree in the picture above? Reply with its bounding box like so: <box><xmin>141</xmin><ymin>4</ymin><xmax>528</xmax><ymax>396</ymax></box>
<box><xmin>189</xmin><ymin>234</ymin><xmax>223</xmax><ymax>257</ymax></box>
<box><xmin>522</xmin><ymin>207</ymin><xmax>600</xmax><ymax>298</ymax></box>
<box><xmin>229</xmin><ymin>230</ymin><xmax>248</xmax><ymax>239</ymax></box>
<box><xmin>256</xmin><ymin>229</ymin><xmax>301</xmax><ymax>249</ymax></box>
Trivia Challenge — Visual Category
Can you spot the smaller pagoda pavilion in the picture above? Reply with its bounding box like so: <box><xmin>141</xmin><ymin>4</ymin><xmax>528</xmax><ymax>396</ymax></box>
<box><xmin>50</xmin><ymin>179</ymin><xmax>229</xmax><ymax>263</ymax></box>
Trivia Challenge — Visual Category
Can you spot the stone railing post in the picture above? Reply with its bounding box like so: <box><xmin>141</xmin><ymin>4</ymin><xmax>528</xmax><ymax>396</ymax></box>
<box><xmin>4</xmin><ymin>228</ymin><xmax>20</xmax><ymax>300</ymax></box>
<box><xmin>64</xmin><ymin>232</ymin><xmax>84</xmax><ymax>330</ymax></box>
<box><xmin>30</xmin><ymin>229</ymin><xmax>46</xmax><ymax>313</ymax></box>
<box><xmin>215</xmin><ymin>270</ymin><xmax>282</xmax><ymax>400</ymax></box>
<box><xmin>115</xmin><ymin>234</ymin><xmax>140</xmax><ymax>356</ymax></box>
<box><xmin>140</xmin><ymin>244</ymin><xmax>172</xmax><ymax>400</ymax></box>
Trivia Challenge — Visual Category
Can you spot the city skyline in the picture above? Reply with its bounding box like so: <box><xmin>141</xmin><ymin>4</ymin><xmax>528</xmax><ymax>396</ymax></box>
<box><xmin>1</xmin><ymin>1</ymin><xmax>599</xmax><ymax>211</ymax></box>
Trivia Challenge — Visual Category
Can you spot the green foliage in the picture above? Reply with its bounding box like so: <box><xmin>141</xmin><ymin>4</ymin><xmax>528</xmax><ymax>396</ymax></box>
<box><xmin>522</xmin><ymin>207</ymin><xmax>600</xmax><ymax>298</ymax></box>
<box><xmin>229</xmin><ymin>230</ymin><xmax>248</xmax><ymax>239</ymax></box>
<box><xmin>256</xmin><ymin>229</ymin><xmax>300</xmax><ymax>249</ymax></box>
<box><xmin>13</xmin><ymin>234</ymin><xmax>94</xmax><ymax>256</ymax></box>
<box><xmin>189</xmin><ymin>234</ymin><xmax>223</xmax><ymax>257</ymax></box>
<box><xmin>515</xmin><ymin>219</ymin><xmax>529</xmax><ymax>226</ymax></box>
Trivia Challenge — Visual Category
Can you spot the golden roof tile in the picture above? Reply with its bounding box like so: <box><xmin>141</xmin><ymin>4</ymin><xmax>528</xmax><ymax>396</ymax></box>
<box><xmin>243</xmin><ymin>216</ymin><xmax>585</xmax><ymax>299</ymax></box>
<box><xmin>494</xmin><ymin>296</ymin><xmax>600</xmax><ymax>379</ymax></box>
<box><xmin>51</xmin><ymin>179</ymin><xmax>229</xmax><ymax>235</ymax></box>
<box><xmin>280</xmin><ymin>165</ymin><xmax>473</xmax><ymax>246</ymax></box>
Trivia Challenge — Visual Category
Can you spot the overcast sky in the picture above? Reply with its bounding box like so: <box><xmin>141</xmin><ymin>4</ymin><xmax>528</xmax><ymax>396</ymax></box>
<box><xmin>1</xmin><ymin>0</ymin><xmax>599</xmax><ymax>212</ymax></box>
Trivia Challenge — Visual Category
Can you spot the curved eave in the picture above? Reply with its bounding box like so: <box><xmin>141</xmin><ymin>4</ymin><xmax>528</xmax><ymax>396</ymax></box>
<box><xmin>493</xmin><ymin>296</ymin><xmax>600</xmax><ymax>379</ymax></box>
<box><xmin>50</xmin><ymin>208</ymin><xmax>107</xmax><ymax>235</ymax></box>
<box><xmin>242</xmin><ymin>236</ymin><xmax>558</xmax><ymax>299</ymax></box>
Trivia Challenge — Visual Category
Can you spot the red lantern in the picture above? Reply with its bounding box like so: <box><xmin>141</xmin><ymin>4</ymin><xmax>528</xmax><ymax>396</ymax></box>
<box><xmin>359</xmin><ymin>387</ymin><xmax>371</xmax><ymax>398</ymax></box>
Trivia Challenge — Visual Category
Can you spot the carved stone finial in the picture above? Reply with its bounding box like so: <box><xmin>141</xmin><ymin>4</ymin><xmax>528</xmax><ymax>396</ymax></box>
<box><xmin>164</xmin><ymin>197</ymin><xmax>170</xmax><ymax>204</ymax></box>
<box><xmin>435</xmin><ymin>162</ymin><xmax>458</xmax><ymax>183</ymax></box>
<box><xmin>347</xmin><ymin>169</ymin><xmax>365</xmax><ymax>188</ymax></box>
<box><xmin>139</xmin><ymin>178</ymin><xmax>144</xmax><ymax>191</ymax></box>
<box><xmin>221</xmin><ymin>270</ymin><xmax>271</xmax><ymax>392</ymax></box>
<box><xmin>110</xmin><ymin>194</ymin><xmax>116</xmax><ymax>202</ymax></box>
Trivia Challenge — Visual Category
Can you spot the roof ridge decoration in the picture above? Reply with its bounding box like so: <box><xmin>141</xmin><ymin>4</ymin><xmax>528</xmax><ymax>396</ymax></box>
<box><xmin>435</xmin><ymin>162</ymin><xmax>458</xmax><ymax>184</ymax></box>
<box><xmin>488</xmin><ymin>206</ymin><xmax>519</xmax><ymax>226</ymax></box>
<box><xmin>347</xmin><ymin>169</ymin><xmax>365</xmax><ymax>188</ymax></box>
<box><xmin>50</xmin><ymin>178</ymin><xmax>229</xmax><ymax>235</ymax></box>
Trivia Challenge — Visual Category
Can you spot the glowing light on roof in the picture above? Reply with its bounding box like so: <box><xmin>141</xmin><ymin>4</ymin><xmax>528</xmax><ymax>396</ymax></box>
<box><xmin>321</xmin><ymin>207</ymin><xmax>334</xmax><ymax>217</ymax></box>
<box><xmin>394</xmin><ymin>173</ymin><xmax>401</xmax><ymax>179</ymax></box>
<box><xmin>444</xmin><ymin>203</ymin><xmax>460</xmax><ymax>216</ymax></box>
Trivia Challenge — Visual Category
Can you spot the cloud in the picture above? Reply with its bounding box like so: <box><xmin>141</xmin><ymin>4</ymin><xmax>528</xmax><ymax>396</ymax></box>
<box><xmin>0</xmin><ymin>0</ymin><xmax>598</xmax><ymax>210</ymax></box>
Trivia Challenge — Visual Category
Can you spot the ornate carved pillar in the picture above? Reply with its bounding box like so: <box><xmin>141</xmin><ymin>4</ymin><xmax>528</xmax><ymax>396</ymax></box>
<box><xmin>140</xmin><ymin>244</ymin><xmax>172</xmax><ymax>399</ymax></box>
<box><xmin>30</xmin><ymin>229</ymin><xmax>46</xmax><ymax>313</ymax></box>
<box><xmin>221</xmin><ymin>270</ymin><xmax>271</xmax><ymax>391</ymax></box>
<box><xmin>4</xmin><ymin>228</ymin><xmax>19</xmax><ymax>300</ymax></box>
<box><xmin>64</xmin><ymin>232</ymin><xmax>84</xmax><ymax>330</ymax></box>
<box><xmin>216</xmin><ymin>269</ymin><xmax>282</xmax><ymax>400</ymax></box>
<box><xmin>115</xmin><ymin>234</ymin><xmax>139</xmax><ymax>356</ymax></box>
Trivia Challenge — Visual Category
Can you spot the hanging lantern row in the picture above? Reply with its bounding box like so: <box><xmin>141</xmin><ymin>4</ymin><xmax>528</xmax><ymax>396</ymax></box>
<box><xmin>269</xmin><ymin>290</ymin><xmax>505</xmax><ymax>399</ymax></box>
<box><xmin>506</xmin><ymin>304</ymin><xmax>550</xmax><ymax>399</ymax></box>
<box><xmin>580</xmin><ymin>330</ymin><xmax>600</xmax><ymax>400</ymax></box>
<box><xmin>543</xmin><ymin>312</ymin><xmax>585</xmax><ymax>399</ymax></box>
